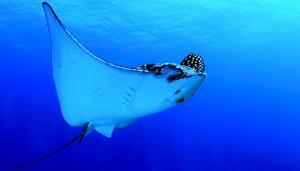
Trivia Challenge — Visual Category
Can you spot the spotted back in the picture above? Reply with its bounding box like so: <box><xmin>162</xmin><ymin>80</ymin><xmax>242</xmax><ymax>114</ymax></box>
<box><xmin>181</xmin><ymin>53</ymin><xmax>205</xmax><ymax>73</ymax></box>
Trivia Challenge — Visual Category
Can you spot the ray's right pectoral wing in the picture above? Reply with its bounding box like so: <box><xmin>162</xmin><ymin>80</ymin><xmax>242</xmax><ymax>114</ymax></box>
<box><xmin>43</xmin><ymin>3</ymin><xmax>146</xmax><ymax>129</ymax></box>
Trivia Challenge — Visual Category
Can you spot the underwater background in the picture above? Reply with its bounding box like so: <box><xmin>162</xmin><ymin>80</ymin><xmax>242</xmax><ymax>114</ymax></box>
<box><xmin>1</xmin><ymin>0</ymin><xmax>300</xmax><ymax>170</ymax></box>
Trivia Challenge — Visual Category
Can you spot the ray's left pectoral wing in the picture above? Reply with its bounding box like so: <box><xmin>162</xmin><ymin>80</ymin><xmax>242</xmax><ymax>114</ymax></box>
<box><xmin>43</xmin><ymin>3</ymin><xmax>147</xmax><ymax>130</ymax></box>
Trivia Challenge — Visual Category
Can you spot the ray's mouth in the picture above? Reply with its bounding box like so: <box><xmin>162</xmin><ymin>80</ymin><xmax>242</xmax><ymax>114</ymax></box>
<box><xmin>176</xmin><ymin>98</ymin><xmax>185</xmax><ymax>103</ymax></box>
<box><xmin>165</xmin><ymin>95</ymin><xmax>186</xmax><ymax>104</ymax></box>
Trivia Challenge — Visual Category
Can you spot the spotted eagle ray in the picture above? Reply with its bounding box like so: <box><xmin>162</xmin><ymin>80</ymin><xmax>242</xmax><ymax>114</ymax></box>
<box><xmin>16</xmin><ymin>2</ymin><xmax>206</xmax><ymax>168</ymax></box>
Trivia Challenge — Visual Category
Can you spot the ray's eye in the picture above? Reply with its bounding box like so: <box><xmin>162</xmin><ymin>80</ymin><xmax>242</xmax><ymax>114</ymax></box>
<box><xmin>181</xmin><ymin>53</ymin><xmax>205</xmax><ymax>73</ymax></box>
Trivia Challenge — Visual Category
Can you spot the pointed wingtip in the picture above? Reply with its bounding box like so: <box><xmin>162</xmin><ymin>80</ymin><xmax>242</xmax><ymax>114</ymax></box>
<box><xmin>42</xmin><ymin>2</ymin><xmax>49</xmax><ymax>7</ymax></box>
<box><xmin>42</xmin><ymin>2</ymin><xmax>52</xmax><ymax>11</ymax></box>
<box><xmin>42</xmin><ymin>2</ymin><xmax>63</xmax><ymax>25</ymax></box>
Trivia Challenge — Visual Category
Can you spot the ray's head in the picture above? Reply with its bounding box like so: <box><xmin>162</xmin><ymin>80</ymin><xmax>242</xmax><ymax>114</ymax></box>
<box><xmin>181</xmin><ymin>53</ymin><xmax>205</xmax><ymax>74</ymax></box>
<box><xmin>163</xmin><ymin>53</ymin><xmax>206</xmax><ymax>106</ymax></box>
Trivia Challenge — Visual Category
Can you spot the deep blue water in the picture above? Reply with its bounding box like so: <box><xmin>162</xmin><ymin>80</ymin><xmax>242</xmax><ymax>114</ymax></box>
<box><xmin>1</xmin><ymin>0</ymin><xmax>300</xmax><ymax>171</ymax></box>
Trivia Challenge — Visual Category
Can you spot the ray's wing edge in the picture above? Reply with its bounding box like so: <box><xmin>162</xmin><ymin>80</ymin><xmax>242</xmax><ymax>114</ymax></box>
<box><xmin>42</xmin><ymin>2</ymin><xmax>140</xmax><ymax>72</ymax></box>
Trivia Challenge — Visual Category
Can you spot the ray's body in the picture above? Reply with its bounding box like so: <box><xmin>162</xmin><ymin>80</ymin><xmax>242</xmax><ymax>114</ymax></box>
<box><xmin>43</xmin><ymin>2</ymin><xmax>206</xmax><ymax>137</ymax></box>
<box><xmin>15</xmin><ymin>2</ymin><xmax>206</xmax><ymax>168</ymax></box>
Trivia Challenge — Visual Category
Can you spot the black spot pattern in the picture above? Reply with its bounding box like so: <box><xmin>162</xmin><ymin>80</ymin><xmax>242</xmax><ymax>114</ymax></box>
<box><xmin>137</xmin><ymin>54</ymin><xmax>206</xmax><ymax>82</ymax></box>
<box><xmin>181</xmin><ymin>53</ymin><xmax>205</xmax><ymax>73</ymax></box>
<box><xmin>145</xmin><ymin>64</ymin><xmax>155</xmax><ymax>71</ymax></box>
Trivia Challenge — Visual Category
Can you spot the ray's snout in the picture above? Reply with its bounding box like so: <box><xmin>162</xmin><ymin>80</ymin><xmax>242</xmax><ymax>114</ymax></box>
<box><xmin>172</xmin><ymin>73</ymin><xmax>205</xmax><ymax>104</ymax></box>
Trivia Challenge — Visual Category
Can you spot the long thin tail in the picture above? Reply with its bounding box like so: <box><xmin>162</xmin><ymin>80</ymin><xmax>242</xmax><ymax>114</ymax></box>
<box><xmin>13</xmin><ymin>123</ymin><xmax>89</xmax><ymax>170</ymax></box>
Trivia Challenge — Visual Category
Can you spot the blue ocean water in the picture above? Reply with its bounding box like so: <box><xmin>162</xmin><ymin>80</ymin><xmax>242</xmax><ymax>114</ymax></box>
<box><xmin>1</xmin><ymin>0</ymin><xmax>300</xmax><ymax>170</ymax></box>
